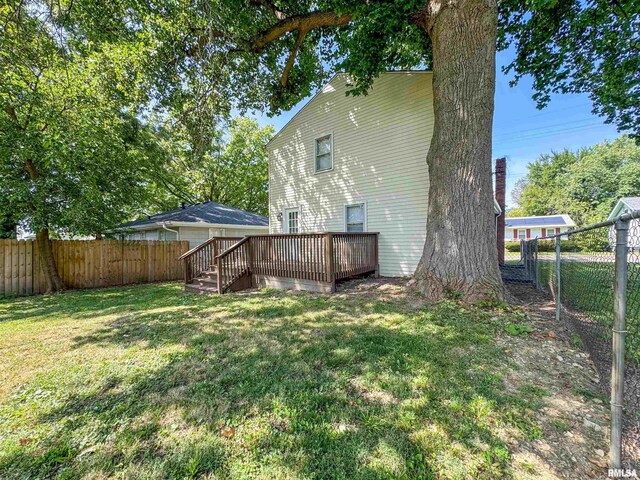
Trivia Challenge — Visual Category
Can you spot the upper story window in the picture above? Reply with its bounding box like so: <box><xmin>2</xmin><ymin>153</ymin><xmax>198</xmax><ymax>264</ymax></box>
<box><xmin>315</xmin><ymin>134</ymin><xmax>333</xmax><ymax>172</ymax></box>
<box><xmin>345</xmin><ymin>203</ymin><xmax>366</xmax><ymax>232</ymax></box>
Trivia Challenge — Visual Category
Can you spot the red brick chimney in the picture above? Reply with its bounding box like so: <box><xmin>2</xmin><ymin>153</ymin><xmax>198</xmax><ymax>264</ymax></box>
<box><xmin>495</xmin><ymin>157</ymin><xmax>507</xmax><ymax>265</ymax></box>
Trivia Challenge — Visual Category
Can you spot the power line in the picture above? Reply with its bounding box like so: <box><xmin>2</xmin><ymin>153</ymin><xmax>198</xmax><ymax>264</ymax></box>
<box><xmin>493</xmin><ymin>117</ymin><xmax>605</xmax><ymax>140</ymax></box>
<box><xmin>494</xmin><ymin>122</ymin><xmax>615</xmax><ymax>146</ymax></box>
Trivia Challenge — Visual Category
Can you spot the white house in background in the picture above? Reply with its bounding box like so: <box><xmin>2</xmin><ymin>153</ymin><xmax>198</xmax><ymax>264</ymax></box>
<box><xmin>607</xmin><ymin>197</ymin><xmax>640</xmax><ymax>248</ymax></box>
<box><xmin>116</xmin><ymin>201</ymin><xmax>268</xmax><ymax>249</ymax></box>
<box><xmin>505</xmin><ymin>214</ymin><xmax>576</xmax><ymax>241</ymax></box>
<box><xmin>267</xmin><ymin>71</ymin><xmax>501</xmax><ymax>277</ymax></box>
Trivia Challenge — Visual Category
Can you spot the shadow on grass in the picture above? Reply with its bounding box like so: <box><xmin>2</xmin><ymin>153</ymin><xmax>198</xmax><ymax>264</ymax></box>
<box><xmin>0</xmin><ymin>285</ymin><xmax>544</xmax><ymax>479</ymax></box>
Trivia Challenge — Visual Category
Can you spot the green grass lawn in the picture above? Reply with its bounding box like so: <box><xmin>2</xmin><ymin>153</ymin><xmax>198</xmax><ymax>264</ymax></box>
<box><xmin>538</xmin><ymin>258</ymin><xmax>640</xmax><ymax>363</ymax></box>
<box><xmin>0</xmin><ymin>283</ymin><xmax>547</xmax><ymax>479</ymax></box>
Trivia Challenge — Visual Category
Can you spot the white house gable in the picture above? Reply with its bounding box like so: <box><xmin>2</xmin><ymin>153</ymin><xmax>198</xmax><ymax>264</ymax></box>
<box><xmin>268</xmin><ymin>72</ymin><xmax>434</xmax><ymax>276</ymax></box>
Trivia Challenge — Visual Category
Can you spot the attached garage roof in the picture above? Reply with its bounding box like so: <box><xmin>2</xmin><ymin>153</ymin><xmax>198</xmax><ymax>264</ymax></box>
<box><xmin>118</xmin><ymin>202</ymin><xmax>268</xmax><ymax>229</ymax></box>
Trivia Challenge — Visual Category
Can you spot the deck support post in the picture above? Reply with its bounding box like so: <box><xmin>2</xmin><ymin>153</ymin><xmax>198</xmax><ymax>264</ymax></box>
<box><xmin>183</xmin><ymin>258</ymin><xmax>190</xmax><ymax>284</ymax></box>
<box><xmin>374</xmin><ymin>233</ymin><xmax>380</xmax><ymax>278</ymax></box>
<box><xmin>325</xmin><ymin>233</ymin><xmax>335</xmax><ymax>292</ymax></box>
<box><xmin>247</xmin><ymin>237</ymin><xmax>254</xmax><ymax>287</ymax></box>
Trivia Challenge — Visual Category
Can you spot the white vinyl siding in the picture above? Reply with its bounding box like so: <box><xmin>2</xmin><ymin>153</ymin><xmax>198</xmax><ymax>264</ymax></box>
<box><xmin>180</xmin><ymin>226</ymin><xmax>267</xmax><ymax>249</ymax></box>
<box><xmin>268</xmin><ymin>72</ymin><xmax>433</xmax><ymax>277</ymax></box>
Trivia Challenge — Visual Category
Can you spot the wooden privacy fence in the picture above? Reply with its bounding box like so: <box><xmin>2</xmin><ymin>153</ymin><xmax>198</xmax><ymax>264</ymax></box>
<box><xmin>0</xmin><ymin>239</ymin><xmax>189</xmax><ymax>296</ymax></box>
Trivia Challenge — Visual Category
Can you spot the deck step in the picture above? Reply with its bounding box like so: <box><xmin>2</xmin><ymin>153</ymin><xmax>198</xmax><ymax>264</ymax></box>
<box><xmin>193</xmin><ymin>276</ymin><xmax>217</xmax><ymax>286</ymax></box>
<box><xmin>185</xmin><ymin>283</ymin><xmax>219</xmax><ymax>295</ymax></box>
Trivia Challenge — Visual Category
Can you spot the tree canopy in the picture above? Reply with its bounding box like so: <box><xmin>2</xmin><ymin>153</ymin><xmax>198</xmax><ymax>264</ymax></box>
<box><xmin>0</xmin><ymin>1</ymin><xmax>164</xmax><ymax>237</ymax></box>
<box><xmin>154</xmin><ymin>116</ymin><xmax>274</xmax><ymax>216</ymax></box>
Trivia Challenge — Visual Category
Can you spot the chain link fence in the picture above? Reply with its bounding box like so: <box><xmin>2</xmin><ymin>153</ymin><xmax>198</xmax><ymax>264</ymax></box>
<box><xmin>518</xmin><ymin>211</ymin><xmax>640</xmax><ymax>470</ymax></box>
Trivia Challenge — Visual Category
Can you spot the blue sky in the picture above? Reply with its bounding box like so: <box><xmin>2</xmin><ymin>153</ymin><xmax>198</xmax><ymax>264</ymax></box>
<box><xmin>249</xmin><ymin>50</ymin><xmax>621</xmax><ymax>209</ymax></box>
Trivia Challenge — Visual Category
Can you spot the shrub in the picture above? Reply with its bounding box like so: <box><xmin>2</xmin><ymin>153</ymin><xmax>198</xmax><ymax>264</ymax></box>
<box><xmin>505</xmin><ymin>240</ymin><xmax>582</xmax><ymax>253</ymax></box>
<box><xmin>505</xmin><ymin>241</ymin><xmax>521</xmax><ymax>252</ymax></box>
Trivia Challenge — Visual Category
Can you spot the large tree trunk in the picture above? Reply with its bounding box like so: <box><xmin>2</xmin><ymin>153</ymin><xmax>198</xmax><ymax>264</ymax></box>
<box><xmin>36</xmin><ymin>229</ymin><xmax>64</xmax><ymax>293</ymax></box>
<box><xmin>413</xmin><ymin>0</ymin><xmax>504</xmax><ymax>302</ymax></box>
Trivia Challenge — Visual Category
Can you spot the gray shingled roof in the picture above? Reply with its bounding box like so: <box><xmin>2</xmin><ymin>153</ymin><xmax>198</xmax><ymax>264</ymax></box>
<box><xmin>621</xmin><ymin>197</ymin><xmax>640</xmax><ymax>211</ymax></box>
<box><xmin>118</xmin><ymin>202</ymin><xmax>268</xmax><ymax>229</ymax></box>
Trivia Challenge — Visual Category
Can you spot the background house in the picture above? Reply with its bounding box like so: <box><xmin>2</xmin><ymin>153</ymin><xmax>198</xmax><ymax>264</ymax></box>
<box><xmin>267</xmin><ymin>71</ymin><xmax>502</xmax><ymax>277</ymax></box>
<box><xmin>117</xmin><ymin>202</ymin><xmax>268</xmax><ymax>248</ymax></box>
<box><xmin>607</xmin><ymin>197</ymin><xmax>640</xmax><ymax>249</ymax></box>
<box><xmin>505</xmin><ymin>214</ymin><xmax>576</xmax><ymax>241</ymax></box>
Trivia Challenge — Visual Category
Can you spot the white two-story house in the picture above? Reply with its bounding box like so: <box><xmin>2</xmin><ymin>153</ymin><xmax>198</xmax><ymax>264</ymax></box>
<box><xmin>267</xmin><ymin>71</ymin><xmax>501</xmax><ymax>277</ymax></box>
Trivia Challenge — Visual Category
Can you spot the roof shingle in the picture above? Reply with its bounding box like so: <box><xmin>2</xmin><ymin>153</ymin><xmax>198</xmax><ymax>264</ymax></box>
<box><xmin>118</xmin><ymin>202</ymin><xmax>268</xmax><ymax>229</ymax></box>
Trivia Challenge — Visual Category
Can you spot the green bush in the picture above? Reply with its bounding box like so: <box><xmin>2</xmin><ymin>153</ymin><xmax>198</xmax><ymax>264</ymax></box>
<box><xmin>505</xmin><ymin>240</ymin><xmax>582</xmax><ymax>253</ymax></box>
<box><xmin>505</xmin><ymin>241</ymin><xmax>521</xmax><ymax>252</ymax></box>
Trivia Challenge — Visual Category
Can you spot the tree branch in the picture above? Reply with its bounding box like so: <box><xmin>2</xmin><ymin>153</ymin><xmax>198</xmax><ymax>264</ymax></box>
<box><xmin>280</xmin><ymin>29</ymin><xmax>307</xmax><ymax>87</ymax></box>
<box><xmin>4</xmin><ymin>105</ymin><xmax>20</xmax><ymax>125</ymax></box>
<box><xmin>252</xmin><ymin>11</ymin><xmax>351</xmax><ymax>53</ymax></box>
<box><xmin>185</xmin><ymin>27</ymin><xmax>226</xmax><ymax>57</ymax></box>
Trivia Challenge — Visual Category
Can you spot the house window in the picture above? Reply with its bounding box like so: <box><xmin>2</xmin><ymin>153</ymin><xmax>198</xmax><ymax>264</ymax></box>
<box><xmin>345</xmin><ymin>203</ymin><xmax>366</xmax><ymax>232</ymax></box>
<box><xmin>518</xmin><ymin>230</ymin><xmax>526</xmax><ymax>241</ymax></box>
<box><xmin>285</xmin><ymin>208</ymin><xmax>299</xmax><ymax>234</ymax></box>
<box><xmin>315</xmin><ymin>134</ymin><xmax>333</xmax><ymax>172</ymax></box>
<box><xmin>546</xmin><ymin>228</ymin><xmax>555</xmax><ymax>238</ymax></box>
<box><xmin>159</xmin><ymin>229</ymin><xmax>178</xmax><ymax>241</ymax></box>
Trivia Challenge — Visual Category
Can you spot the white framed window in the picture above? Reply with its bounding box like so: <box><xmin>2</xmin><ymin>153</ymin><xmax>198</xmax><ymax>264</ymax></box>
<box><xmin>158</xmin><ymin>229</ymin><xmax>178</xmax><ymax>241</ymax></box>
<box><xmin>517</xmin><ymin>230</ymin><xmax>526</xmax><ymax>241</ymax></box>
<box><xmin>314</xmin><ymin>134</ymin><xmax>333</xmax><ymax>173</ymax></box>
<box><xmin>345</xmin><ymin>203</ymin><xmax>366</xmax><ymax>232</ymax></box>
<box><xmin>284</xmin><ymin>207</ymin><xmax>300</xmax><ymax>234</ymax></box>
<box><xmin>546</xmin><ymin>228</ymin><xmax>555</xmax><ymax>238</ymax></box>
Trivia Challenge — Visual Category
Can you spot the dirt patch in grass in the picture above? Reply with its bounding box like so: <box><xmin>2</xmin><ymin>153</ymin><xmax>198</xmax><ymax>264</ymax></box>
<box><xmin>504</xmin><ymin>283</ymin><xmax>610</xmax><ymax>478</ymax></box>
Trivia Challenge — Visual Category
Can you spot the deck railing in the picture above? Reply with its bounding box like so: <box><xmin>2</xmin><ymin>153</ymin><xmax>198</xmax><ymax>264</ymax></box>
<box><xmin>250</xmin><ymin>233</ymin><xmax>328</xmax><ymax>282</ymax></box>
<box><xmin>216</xmin><ymin>237</ymin><xmax>252</xmax><ymax>292</ymax></box>
<box><xmin>183</xmin><ymin>232</ymin><xmax>379</xmax><ymax>293</ymax></box>
<box><xmin>333</xmin><ymin>233</ymin><xmax>379</xmax><ymax>280</ymax></box>
<box><xmin>179</xmin><ymin>237</ymin><xmax>242</xmax><ymax>283</ymax></box>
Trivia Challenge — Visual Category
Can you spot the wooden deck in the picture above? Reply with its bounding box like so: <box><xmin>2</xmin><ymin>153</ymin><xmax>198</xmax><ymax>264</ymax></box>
<box><xmin>180</xmin><ymin>233</ymin><xmax>379</xmax><ymax>294</ymax></box>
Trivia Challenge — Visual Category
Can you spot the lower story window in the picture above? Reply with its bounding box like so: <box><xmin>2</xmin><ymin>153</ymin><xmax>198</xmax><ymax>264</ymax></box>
<box><xmin>546</xmin><ymin>228</ymin><xmax>555</xmax><ymax>237</ymax></box>
<box><xmin>518</xmin><ymin>230</ymin><xmax>526</xmax><ymax>240</ymax></box>
<box><xmin>159</xmin><ymin>229</ymin><xmax>178</xmax><ymax>241</ymax></box>
<box><xmin>345</xmin><ymin>203</ymin><xmax>365</xmax><ymax>232</ymax></box>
